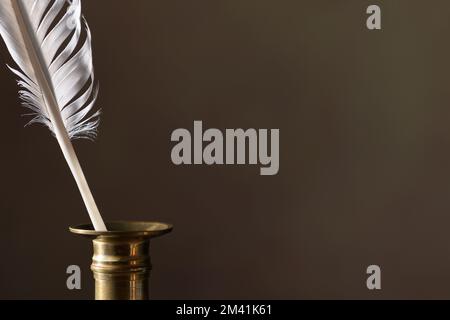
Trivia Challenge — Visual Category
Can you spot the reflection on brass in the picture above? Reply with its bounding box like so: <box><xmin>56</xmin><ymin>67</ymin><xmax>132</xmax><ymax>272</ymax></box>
<box><xmin>70</xmin><ymin>221</ymin><xmax>173</xmax><ymax>300</ymax></box>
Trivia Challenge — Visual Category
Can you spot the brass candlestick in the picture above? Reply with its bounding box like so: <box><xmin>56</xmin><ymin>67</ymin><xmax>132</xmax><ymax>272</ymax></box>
<box><xmin>70</xmin><ymin>221</ymin><xmax>173</xmax><ymax>300</ymax></box>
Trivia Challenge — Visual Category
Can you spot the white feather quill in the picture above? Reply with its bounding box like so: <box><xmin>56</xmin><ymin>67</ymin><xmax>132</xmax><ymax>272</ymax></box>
<box><xmin>0</xmin><ymin>0</ymin><xmax>107</xmax><ymax>230</ymax></box>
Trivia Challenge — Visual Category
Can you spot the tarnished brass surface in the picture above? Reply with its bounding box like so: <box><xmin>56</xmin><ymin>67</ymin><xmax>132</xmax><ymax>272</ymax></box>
<box><xmin>70</xmin><ymin>221</ymin><xmax>173</xmax><ymax>300</ymax></box>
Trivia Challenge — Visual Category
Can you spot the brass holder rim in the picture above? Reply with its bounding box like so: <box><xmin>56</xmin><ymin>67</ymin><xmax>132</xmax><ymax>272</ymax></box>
<box><xmin>69</xmin><ymin>220</ymin><xmax>173</xmax><ymax>238</ymax></box>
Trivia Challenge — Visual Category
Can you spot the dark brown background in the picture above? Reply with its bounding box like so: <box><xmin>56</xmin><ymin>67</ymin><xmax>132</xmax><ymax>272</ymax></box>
<box><xmin>1</xmin><ymin>0</ymin><xmax>450</xmax><ymax>299</ymax></box>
